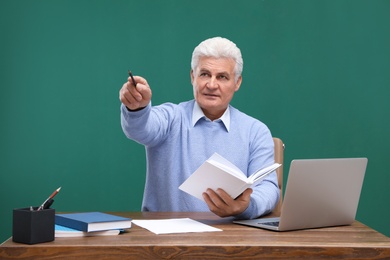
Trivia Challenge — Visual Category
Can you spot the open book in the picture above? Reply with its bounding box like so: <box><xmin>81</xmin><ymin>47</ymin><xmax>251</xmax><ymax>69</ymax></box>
<box><xmin>179</xmin><ymin>153</ymin><xmax>281</xmax><ymax>201</ymax></box>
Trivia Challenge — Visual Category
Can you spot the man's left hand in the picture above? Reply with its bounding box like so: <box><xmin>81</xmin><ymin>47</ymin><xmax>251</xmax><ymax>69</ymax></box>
<box><xmin>202</xmin><ymin>188</ymin><xmax>252</xmax><ymax>217</ymax></box>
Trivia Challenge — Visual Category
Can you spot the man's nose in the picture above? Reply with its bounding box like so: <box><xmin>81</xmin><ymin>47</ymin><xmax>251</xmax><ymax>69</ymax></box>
<box><xmin>207</xmin><ymin>77</ymin><xmax>218</xmax><ymax>89</ymax></box>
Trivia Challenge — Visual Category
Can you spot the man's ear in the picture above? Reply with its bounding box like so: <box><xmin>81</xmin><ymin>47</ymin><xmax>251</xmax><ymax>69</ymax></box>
<box><xmin>235</xmin><ymin>75</ymin><xmax>242</xmax><ymax>92</ymax></box>
<box><xmin>190</xmin><ymin>69</ymin><xmax>194</xmax><ymax>84</ymax></box>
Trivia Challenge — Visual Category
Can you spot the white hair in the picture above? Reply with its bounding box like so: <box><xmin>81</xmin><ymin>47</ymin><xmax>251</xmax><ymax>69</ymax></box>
<box><xmin>191</xmin><ymin>37</ymin><xmax>243</xmax><ymax>82</ymax></box>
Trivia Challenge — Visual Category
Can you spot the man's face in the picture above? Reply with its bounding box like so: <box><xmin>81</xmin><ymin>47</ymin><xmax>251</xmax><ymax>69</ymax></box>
<box><xmin>191</xmin><ymin>56</ymin><xmax>242</xmax><ymax>120</ymax></box>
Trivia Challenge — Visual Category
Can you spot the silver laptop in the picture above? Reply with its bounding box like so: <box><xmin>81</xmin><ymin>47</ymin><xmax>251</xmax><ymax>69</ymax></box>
<box><xmin>234</xmin><ymin>158</ymin><xmax>367</xmax><ymax>231</ymax></box>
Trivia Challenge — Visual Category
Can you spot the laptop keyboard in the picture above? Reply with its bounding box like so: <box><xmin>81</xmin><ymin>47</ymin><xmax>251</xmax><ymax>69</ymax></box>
<box><xmin>260</xmin><ymin>221</ymin><xmax>280</xmax><ymax>227</ymax></box>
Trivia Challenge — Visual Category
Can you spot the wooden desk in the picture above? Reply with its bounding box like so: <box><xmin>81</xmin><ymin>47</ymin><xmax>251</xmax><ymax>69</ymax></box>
<box><xmin>1</xmin><ymin>212</ymin><xmax>390</xmax><ymax>259</ymax></box>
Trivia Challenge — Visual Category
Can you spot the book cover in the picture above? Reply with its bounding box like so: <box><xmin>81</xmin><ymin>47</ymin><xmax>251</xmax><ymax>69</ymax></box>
<box><xmin>179</xmin><ymin>153</ymin><xmax>281</xmax><ymax>201</ymax></box>
<box><xmin>55</xmin><ymin>212</ymin><xmax>132</xmax><ymax>232</ymax></box>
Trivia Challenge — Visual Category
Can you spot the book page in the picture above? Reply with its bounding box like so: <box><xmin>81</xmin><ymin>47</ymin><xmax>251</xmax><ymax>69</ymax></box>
<box><xmin>249</xmin><ymin>163</ymin><xmax>282</xmax><ymax>183</ymax></box>
<box><xmin>179</xmin><ymin>161</ymin><xmax>248</xmax><ymax>200</ymax></box>
<box><xmin>207</xmin><ymin>153</ymin><xmax>246</xmax><ymax>180</ymax></box>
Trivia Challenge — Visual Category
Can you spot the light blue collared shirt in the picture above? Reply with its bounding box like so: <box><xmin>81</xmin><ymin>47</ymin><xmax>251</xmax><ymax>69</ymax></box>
<box><xmin>191</xmin><ymin>101</ymin><xmax>230</xmax><ymax>132</ymax></box>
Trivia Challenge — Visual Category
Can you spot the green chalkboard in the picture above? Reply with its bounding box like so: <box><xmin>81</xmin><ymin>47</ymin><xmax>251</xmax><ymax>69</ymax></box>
<box><xmin>1</xmin><ymin>0</ymin><xmax>389</xmax><ymax>243</ymax></box>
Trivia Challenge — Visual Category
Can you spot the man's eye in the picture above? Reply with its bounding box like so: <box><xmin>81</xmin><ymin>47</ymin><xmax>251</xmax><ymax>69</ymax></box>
<box><xmin>200</xmin><ymin>73</ymin><xmax>209</xmax><ymax>77</ymax></box>
<box><xmin>218</xmin><ymin>75</ymin><xmax>228</xmax><ymax>80</ymax></box>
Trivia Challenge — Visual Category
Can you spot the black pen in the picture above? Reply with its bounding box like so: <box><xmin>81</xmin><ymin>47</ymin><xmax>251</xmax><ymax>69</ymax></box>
<box><xmin>128</xmin><ymin>70</ymin><xmax>137</xmax><ymax>87</ymax></box>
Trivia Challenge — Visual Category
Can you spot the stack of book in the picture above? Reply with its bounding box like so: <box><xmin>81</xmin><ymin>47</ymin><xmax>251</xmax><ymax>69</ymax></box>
<box><xmin>55</xmin><ymin>212</ymin><xmax>132</xmax><ymax>237</ymax></box>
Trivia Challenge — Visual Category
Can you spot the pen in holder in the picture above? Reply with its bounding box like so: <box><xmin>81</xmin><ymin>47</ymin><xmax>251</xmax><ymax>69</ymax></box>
<box><xmin>12</xmin><ymin>205</ymin><xmax>55</xmax><ymax>244</ymax></box>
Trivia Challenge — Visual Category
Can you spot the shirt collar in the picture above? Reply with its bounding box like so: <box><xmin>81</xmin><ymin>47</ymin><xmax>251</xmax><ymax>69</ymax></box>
<box><xmin>192</xmin><ymin>101</ymin><xmax>230</xmax><ymax>132</ymax></box>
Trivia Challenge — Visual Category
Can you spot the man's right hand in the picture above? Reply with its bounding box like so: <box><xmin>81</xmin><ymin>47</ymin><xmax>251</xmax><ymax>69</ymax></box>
<box><xmin>119</xmin><ymin>75</ymin><xmax>152</xmax><ymax>111</ymax></box>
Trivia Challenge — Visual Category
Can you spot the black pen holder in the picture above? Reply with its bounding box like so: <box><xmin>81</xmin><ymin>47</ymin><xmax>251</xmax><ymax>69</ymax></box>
<box><xmin>12</xmin><ymin>207</ymin><xmax>55</xmax><ymax>244</ymax></box>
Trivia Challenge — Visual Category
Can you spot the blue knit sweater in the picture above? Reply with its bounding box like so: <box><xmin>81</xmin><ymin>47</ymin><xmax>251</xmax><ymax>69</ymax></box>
<box><xmin>120</xmin><ymin>100</ymin><xmax>279</xmax><ymax>219</ymax></box>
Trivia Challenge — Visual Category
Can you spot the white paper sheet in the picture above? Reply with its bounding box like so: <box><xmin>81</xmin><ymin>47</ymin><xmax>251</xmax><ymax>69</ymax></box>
<box><xmin>132</xmin><ymin>218</ymin><xmax>222</xmax><ymax>235</ymax></box>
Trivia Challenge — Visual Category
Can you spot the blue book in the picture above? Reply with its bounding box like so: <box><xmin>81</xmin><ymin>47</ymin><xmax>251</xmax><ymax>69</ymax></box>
<box><xmin>55</xmin><ymin>224</ymin><xmax>122</xmax><ymax>237</ymax></box>
<box><xmin>55</xmin><ymin>212</ymin><xmax>132</xmax><ymax>232</ymax></box>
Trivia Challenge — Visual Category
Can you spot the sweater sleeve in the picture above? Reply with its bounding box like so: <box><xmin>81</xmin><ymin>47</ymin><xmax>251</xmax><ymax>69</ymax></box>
<box><xmin>120</xmin><ymin>102</ymin><xmax>175</xmax><ymax>147</ymax></box>
<box><xmin>120</xmin><ymin>103</ymin><xmax>152</xmax><ymax>144</ymax></box>
<box><xmin>233</xmin><ymin>124</ymin><xmax>280</xmax><ymax>219</ymax></box>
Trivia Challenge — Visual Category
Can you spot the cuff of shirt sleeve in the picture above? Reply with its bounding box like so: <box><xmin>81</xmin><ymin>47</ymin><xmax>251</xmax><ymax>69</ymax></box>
<box><xmin>233</xmin><ymin>198</ymin><xmax>256</xmax><ymax>220</ymax></box>
<box><xmin>121</xmin><ymin>102</ymin><xmax>151</xmax><ymax>117</ymax></box>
